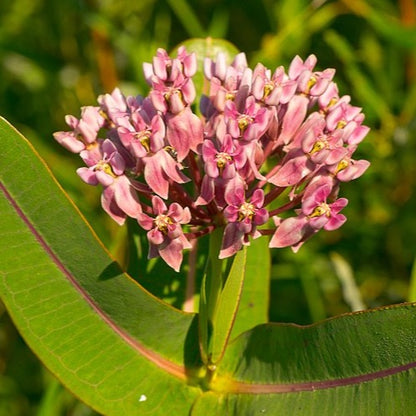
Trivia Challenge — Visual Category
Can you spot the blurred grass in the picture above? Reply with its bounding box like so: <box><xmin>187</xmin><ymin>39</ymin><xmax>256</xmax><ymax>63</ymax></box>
<box><xmin>1</xmin><ymin>0</ymin><xmax>416</xmax><ymax>413</ymax></box>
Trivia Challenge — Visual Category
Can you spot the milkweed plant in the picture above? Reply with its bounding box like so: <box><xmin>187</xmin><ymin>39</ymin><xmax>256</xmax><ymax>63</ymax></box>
<box><xmin>11</xmin><ymin>41</ymin><xmax>416</xmax><ymax>416</ymax></box>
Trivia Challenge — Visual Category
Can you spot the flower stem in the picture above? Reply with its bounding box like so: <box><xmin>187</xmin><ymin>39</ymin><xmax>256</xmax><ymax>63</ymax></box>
<box><xmin>198</xmin><ymin>226</ymin><xmax>224</xmax><ymax>366</ymax></box>
<box><xmin>206</xmin><ymin>227</ymin><xmax>224</xmax><ymax>319</ymax></box>
<box><xmin>183</xmin><ymin>238</ymin><xmax>198</xmax><ymax>312</ymax></box>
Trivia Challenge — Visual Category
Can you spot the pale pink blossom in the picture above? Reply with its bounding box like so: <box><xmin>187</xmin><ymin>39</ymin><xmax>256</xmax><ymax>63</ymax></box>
<box><xmin>270</xmin><ymin>184</ymin><xmax>348</xmax><ymax>250</ymax></box>
<box><xmin>220</xmin><ymin>188</ymin><xmax>269</xmax><ymax>259</ymax></box>
<box><xmin>137</xmin><ymin>196</ymin><xmax>192</xmax><ymax>271</ymax></box>
<box><xmin>53</xmin><ymin>106</ymin><xmax>104</xmax><ymax>153</ymax></box>
<box><xmin>77</xmin><ymin>139</ymin><xmax>142</xmax><ymax>224</ymax></box>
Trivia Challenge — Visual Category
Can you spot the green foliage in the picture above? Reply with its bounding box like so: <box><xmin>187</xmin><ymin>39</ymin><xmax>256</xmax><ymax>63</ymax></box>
<box><xmin>3</xmin><ymin>117</ymin><xmax>416</xmax><ymax>415</ymax></box>
<box><xmin>199</xmin><ymin>237</ymin><xmax>247</xmax><ymax>366</ymax></box>
<box><xmin>0</xmin><ymin>0</ymin><xmax>416</xmax><ymax>413</ymax></box>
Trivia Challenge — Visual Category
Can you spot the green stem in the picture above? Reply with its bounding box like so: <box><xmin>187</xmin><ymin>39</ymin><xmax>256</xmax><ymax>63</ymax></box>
<box><xmin>199</xmin><ymin>227</ymin><xmax>224</xmax><ymax>366</ymax></box>
<box><xmin>198</xmin><ymin>228</ymin><xmax>248</xmax><ymax>377</ymax></box>
<box><xmin>206</xmin><ymin>227</ymin><xmax>224</xmax><ymax>319</ymax></box>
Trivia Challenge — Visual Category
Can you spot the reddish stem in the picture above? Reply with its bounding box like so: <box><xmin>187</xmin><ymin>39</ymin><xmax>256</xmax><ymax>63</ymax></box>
<box><xmin>264</xmin><ymin>186</ymin><xmax>286</xmax><ymax>206</ymax></box>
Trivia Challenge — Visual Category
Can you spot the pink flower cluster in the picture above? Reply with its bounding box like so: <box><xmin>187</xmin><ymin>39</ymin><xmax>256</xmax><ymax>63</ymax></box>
<box><xmin>54</xmin><ymin>47</ymin><xmax>370</xmax><ymax>271</ymax></box>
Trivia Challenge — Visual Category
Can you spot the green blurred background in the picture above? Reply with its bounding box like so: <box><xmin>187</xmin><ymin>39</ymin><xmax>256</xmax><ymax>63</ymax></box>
<box><xmin>1</xmin><ymin>0</ymin><xmax>415</xmax><ymax>414</ymax></box>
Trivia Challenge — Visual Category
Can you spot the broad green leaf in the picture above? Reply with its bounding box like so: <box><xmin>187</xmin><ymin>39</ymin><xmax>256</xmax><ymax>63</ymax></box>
<box><xmin>200</xmin><ymin>304</ymin><xmax>416</xmax><ymax>415</ymax></box>
<box><xmin>0</xmin><ymin>117</ymin><xmax>202</xmax><ymax>415</ymax></box>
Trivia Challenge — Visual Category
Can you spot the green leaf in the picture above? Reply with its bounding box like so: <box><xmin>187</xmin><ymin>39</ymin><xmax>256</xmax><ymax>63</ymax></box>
<box><xmin>230</xmin><ymin>236</ymin><xmax>270</xmax><ymax>339</ymax></box>
<box><xmin>209</xmin><ymin>247</ymin><xmax>246</xmax><ymax>365</ymax></box>
<box><xmin>198</xmin><ymin>230</ymin><xmax>247</xmax><ymax>367</ymax></box>
<box><xmin>200</xmin><ymin>303</ymin><xmax>416</xmax><ymax>415</ymax></box>
<box><xmin>3</xmin><ymin>117</ymin><xmax>416</xmax><ymax>415</ymax></box>
<box><xmin>408</xmin><ymin>254</ymin><xmax>416</xmax><ymax>302</ymax></box>
<box><xmin>0</xmin><ymin>117</ymin><xmax>202</xmax><ymax>415</ymax></box>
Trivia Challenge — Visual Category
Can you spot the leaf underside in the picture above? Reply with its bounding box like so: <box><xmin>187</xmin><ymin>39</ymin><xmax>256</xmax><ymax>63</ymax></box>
<box><xmin>2</xmin><ymin>116</ymin><xmax>416</xmax><ymax>416</ymax></box>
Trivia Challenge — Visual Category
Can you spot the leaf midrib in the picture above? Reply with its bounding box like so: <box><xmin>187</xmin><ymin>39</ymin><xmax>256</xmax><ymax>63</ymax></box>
<box><xmin>215</xmin><ymin>359</ymin><xmax>416</xmax><ymax>393</ymax></box>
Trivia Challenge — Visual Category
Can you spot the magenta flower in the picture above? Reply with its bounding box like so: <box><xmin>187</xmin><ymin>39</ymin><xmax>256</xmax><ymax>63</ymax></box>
<box><xmin>325</xmin><ymin>100</ymin><xmax>370</xmax><ymax>146</ymax></box>
<box><xmin>97</xmin><ymin>88</ymin><xmax>130</xmax><ymax>124</ymax></box>
<box><xmin>77</xmin><ymin>139</ymin><xmax>125</xmax><ymax>186</ymax></box>
<box><xmin>196</xmin><ymin>134</ymin><xmax>246</xmax><ymax>206</ymax></box>
<box><xmin>116</xmin><ymin>102</ymin><xmax>191</xmax><ymax>199</ymax></box>
<box><xmin>53</xmin><ymin>106</ymin><xmax>104</xmax><ymax>153</ymax></box>
<box><xmin>318</xmin><ymin>82</ymin><xmax>340</xmax><ymax>112</ymax></box>
<box><xmin>143</xmin><ymin>46</ymin><xmax>197</xmax><ymax>84</ymax></box>
<box><xmin>149</xmin><ymin>73</ymin><xmax>196</xmax><ymax>114</ymax></box>
<box><xmin>143</xmin><ymin>47</ymin><xmax>203</xmax><ymax>162</ymax></box>
<box><xmin>203</xmin><ymin>52</ymin><xmax>252</xmax><ymax>113</ymax></box>
<box><xmin>76</xmin><ymin>139</ymin><xmax>142</xmax><ymax>224</ymax></box>
<box><xmin>288</xmin><ymin>54</ymin><xmax>335</xmax><ymax>97</ymax></box>
<box><xmin>252</xmin><ymin>64</ymin><xmax>297</xmax><ymax>106</ymax></box>
<box><xmin>144</xmin><ymin>47</ymin><xmax>197</xmax><ymax>115</ymax></box>
<box><xmin>225</xmin><ymin>96</ymin><xmax>270</xmax><ymax>142</ymax></box>
<box><xmin>117</xmin><ymin>107</ymin><xmax>165</xmax><ymax>158</ymax></box>
<box><xmin>328</xmin><ymin>151</ymin><xmax>371</xmax><ymax>182</ymax></box>
<box><xmin>277</xmin><ymin>94</ymin><xmax>310</xmax><ymax>146</ymax></box>
<box><xmin>55</xmin><ymin>47</ymin><xmax>370</xmax><ymax>271</ymax></box>
<box><xmin>302</xmin><ymin>185</ymin><xmax>348</xmax><ymax>230</ymax></box>
<box><xmin>204</xmin><ymin>52</ymin><xmax>248</xmax><ymax>82</ymax></box>
<box><xmin>270</xmin><ymin>184</ymin><xmax>348</xmax><ymax>251</ymax></box>
<box><xmin>202</xmin><ymin>134</ymin><xmax>245</xmax><ymax>179</ymax></box>
<box><xmin>220</xmin><ymin>188</ymin><xmax>269</xmax><ymax>259</ymax></box>
<box><xmin>137</xmin><ymin>196</ymin><xmax>192</xmax><ymax>271</ymax></box>
<box><xmin>165</xmin><ymin>107</ymin><xmax>204</xmax><ymax>162</ymax></box>
<box><xmin>268</xmin><ymin>148</ymin><xmax>315</xmax><ymax>188</ymax></box>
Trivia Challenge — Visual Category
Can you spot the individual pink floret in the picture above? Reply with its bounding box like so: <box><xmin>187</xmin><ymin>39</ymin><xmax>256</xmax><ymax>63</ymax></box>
<box><xmin>220</xmin><ymin>188</ymin><xmax>269</xmax><ymax>258</ymax></box>
<box><xmin>270</xmin><ymin>184</ymin><xmax>348</xmax><ymax>251</ymax></box>
<box><xmin>137</xmin><ymin>196</ymin><xmax>192</xmax><ymax>271</ymax></box>
<box><xmin>77</xmin><ymin>139</ymin><xmax>142</xmax><ymax>224</ymax></box>
<box><xmin>53</xmin><ymin>106</ymin><xmax>105</xmax><ymax>153</ymax></box>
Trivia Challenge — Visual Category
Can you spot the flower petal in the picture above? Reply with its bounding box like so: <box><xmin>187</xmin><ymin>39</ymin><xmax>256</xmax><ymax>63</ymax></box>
<box><xmin>269</xmin><ymin>216</ymin><xmax>308</xmax><ymax>248</ymax></box>
<box><xmin>76</xmin><ymin>167</ymin><xmax>98</xmax><ymax>185</ymax></box>
<box><xmin>159</xmin><ymin>239</ymin><xmax>185</xmax><ymax>272</ymax></box>
<box><xmin>101</xmin><ymin>187</ymin><xmax>126</xmax><ymax>225</ymax></box>
<box><xmin>113</xmin><ymin>176</ymin><xmax>142</xmax><ymax>218</ymax></box>
<box><xmin>219</xmin><ymin>223</ymin><xmax>244</xmax><ymax>259</ymax></box>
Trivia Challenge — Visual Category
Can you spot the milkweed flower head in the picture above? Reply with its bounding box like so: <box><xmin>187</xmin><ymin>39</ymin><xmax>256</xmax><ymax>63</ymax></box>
<box><xmin>54</xmin><ymin>46</ymin><xmax>370</xmax><ymax>271</ymax></box>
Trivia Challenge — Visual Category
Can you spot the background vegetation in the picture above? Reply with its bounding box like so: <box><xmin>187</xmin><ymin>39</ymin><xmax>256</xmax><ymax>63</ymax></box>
<box><xmin>1</xmin><ymin>0</ymin><xmax>415</xmax><ymax>414</ymax></box>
